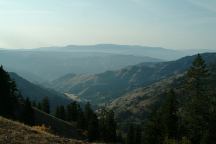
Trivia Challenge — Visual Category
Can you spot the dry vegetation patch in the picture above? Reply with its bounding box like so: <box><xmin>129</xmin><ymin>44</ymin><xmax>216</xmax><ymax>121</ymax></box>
<box><xmin>0</xmin><ymin>116</ymin><xmax>88</xmax><ymax>144</ymax></box>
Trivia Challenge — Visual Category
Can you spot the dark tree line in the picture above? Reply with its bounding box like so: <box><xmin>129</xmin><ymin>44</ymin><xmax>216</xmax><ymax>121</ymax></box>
<box><xmin>54</xmin><ymin>102</ymin><xmax>118</xmax><ymax>142</ymax></box>
<box><xmin>126</xmin><ymin>124</ymin><xmax>142</xmax><ymax>144</ymax></box>
<box><xmin>34</xmin><ymin>96</ymin><xmax>50</xmax><ymax>114</ymax></box>
<box><xmin>0</xmin><ymin>66</ymin><xmax>118</xmax><ymax>143</ymax></box>
<box><xmin>0</xmin><ymin>66</ymin><xmax>35</xmax><ymax>125</ymax></box>
<box><xmin>128</xmin><ymin>54</ymin><xmax>216</xmax><ymax>144</ymax></box>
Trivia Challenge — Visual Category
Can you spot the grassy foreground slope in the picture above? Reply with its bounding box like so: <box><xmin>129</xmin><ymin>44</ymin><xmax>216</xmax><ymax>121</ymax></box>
<box><xmin>33</xmin><ymin>108</ymin><xmax>85</xmax><ymax>139</ymax></box>
<box><xmin>0</xmin><ymin>116</ymin><xmax>88</xmax><ymax>144</ymax></box>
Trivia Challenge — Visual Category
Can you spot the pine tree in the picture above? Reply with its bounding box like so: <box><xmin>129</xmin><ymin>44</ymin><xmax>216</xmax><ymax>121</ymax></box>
<box><xmin>143</xmin><ymin>107</ymin><xmax>164</xmax><ymax>144</ymax></box>
<box><xmin>106</xmin><ymin>110</ymin><xmax>117</xmax><ymax>142</ymax></box>
<box><xmin>143</xmin><ymin>90</ymin><xmax>179</xmax><ymax>144</ymax></box>
<box><xmin>59</xmin><ymin>105</ymin><xmax>66</xmax><ymax>120</ymax></box>
<box><xmin>55</xmin><ymin>105</ymin><xmax>66</xmax><ymax>120</ymax></box>
<box><xmin>84</xmin><ymin>102</ymin><xmax>94</xmax><ymax>121</ymax></box>
<box><xmin>66</xmin><ymin>102</ymin><xmax>78</xmax><ymax>121</ymax></box>
<box><xmin>32</xmin><ymin>101</ymin><xmax>36</xmax><ymax>107</ymax></box>
<box><xmin>126</xmin><ymin>124</ymin><xmax>135</xmax><ymax>144</ymax></box>
<box><xmin>99</xmin><ymin>108</ymin><xmax>117</xmax><ymax>142</ymax></box>
<box><xmin>37</xmin><ymin>102</ymin><xmax>42</xmax><ymax>110</ymax></box>
<box><xmin>204</xmin><ymin>93</ymin><xmax>216</xmax><ymax>144</ymax></box>
<box><xmin>98</xmin><ymin>107</ymin><xmax>108</xmax><ymax>141</ymax></box>
<box><xmin>135</xmin><ymin>126</ymin><xmax>142</xmax><ymax>144</ymax></box>
<box><xmin>21</xmin><ymin>98</ymin><xmax>35</xmax><ymax>125</ymax></box>
<box><xmin>162</xmin><ymin>90</ymin><xmax>178</xmax><ymax>139</ymax></box>
<box><xmin>0</xmin><ymin>66</ymin><xmax>18</xmax><ymax>118</ymax></box>
<box><xmin>55</xmin><ymin>106</ymin><xmax>61</xmax><ymax>118</ymax></box>
<box><xmin>186</xmin><ymin>54</ymin><xmax>209</xmax><ymax>97</ymax></box>
<box><xmin>183</xmin><ymin>54</ymin><xmax>210</xmax><ymax>143</ymax></box>
<box><xmin>116</xmin><ymin>132</ymin><xmax>124</xmax><ymax>144</ymax></box>
<box><xmin>41</xmin><ymin>97</ymin><xmax>50</xmax><ymax>114</ymax></box>
<box><xmin>88</xmin><ymin>113</ymin><xmax>99</xmax><ymax>142</ymax></box>
<box><xmin>77</xmin><ymin>108</ymin><xmax>86</xmax><ymax>129</ymax></box>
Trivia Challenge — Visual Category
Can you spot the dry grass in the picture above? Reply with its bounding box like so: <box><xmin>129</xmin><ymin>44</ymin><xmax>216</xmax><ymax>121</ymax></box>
<box><xmin>32</xmin><ymin>124</ymin><xmax>52</xmax><ymax>134</ymax></box>
<box><xmin>0</xmin><ymin>116</ymin><xmax>88</xmax><ymax>144</ymax></box>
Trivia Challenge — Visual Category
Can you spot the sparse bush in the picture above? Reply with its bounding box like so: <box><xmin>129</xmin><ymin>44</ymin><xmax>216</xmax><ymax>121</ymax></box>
<box><xmin>32</xmin><ymin>124</ymin><xmax>51</xmax><ymax>133</ymax></box>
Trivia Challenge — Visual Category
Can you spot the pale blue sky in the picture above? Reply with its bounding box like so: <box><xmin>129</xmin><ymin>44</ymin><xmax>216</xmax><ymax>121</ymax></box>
<box><xmin>0</xmin><ymin>0</ymin><xmax>216</xmax><ymax>49</ymax></box>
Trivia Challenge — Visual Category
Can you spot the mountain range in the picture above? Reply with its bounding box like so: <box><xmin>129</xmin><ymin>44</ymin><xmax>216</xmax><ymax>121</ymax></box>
<box><xmin>0</xmin><ymin>49</ymin><xmax>161</xmax><ymax>82</ymax></box>
<box><xmin>1</xmin><ymin>44</ymin><xmax>215</xmax><ymax>83</ymax></box>
<box><xmin>2</xmin><ymin>47</ymin><xmax>216</xmax><ymax>143</ymax></box>
<box><xmin>35</xmin><ymin>44</ymin><xmax>215</xmax><ymax>60</ymax></box>
<box><xmin>48</xmin><ymin>53</ymin><xmax>216</xmax><ymax>105</ymax></box>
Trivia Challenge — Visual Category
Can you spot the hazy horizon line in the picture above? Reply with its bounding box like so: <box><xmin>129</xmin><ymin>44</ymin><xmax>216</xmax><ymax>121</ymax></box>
<box><xmin>0</xmin><ymin>43</ymin><xmax>215</xmax><ymax>51</ymax></box>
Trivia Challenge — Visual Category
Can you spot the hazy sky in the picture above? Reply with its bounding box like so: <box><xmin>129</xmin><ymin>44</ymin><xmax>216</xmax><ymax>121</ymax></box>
<box><xmin>0</xmin><ymin>0</ymin><xmax>216</xmax><ymax>49</ymax></box>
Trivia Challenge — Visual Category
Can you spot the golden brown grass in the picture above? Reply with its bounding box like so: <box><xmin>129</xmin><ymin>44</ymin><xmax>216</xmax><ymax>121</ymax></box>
<box><xmin>0</xmin><ymin>116</ymin><xmax>88</xmax><ymax>144</ymax></box>
<box><xmin>32</xmin><ymin>124</ymin><xmax>52</xmax><ymax>133</ymax></box>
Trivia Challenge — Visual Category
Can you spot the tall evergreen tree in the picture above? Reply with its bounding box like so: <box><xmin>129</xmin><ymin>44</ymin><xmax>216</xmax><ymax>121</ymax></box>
<box><xmin>99</xmin><ymin>108</ymin><xmax>117</xmax><ymax>142</ymax></box>
<box><xmin>21</xmin><ymin>98</ymin><xmax>35</xmax><ymax>125</ymax></box>
<box><xmin>98</xmin><ymin>107</ymin><xmax>108</xmax><ymax>141</ymax></box>
<box><xmin>126</xmin><ymin>124</ymin><xmax>135</xmax><ymax>144</ymax></box>
<box><xmin>41</xmin><ymin>97</ymin><xmax>50</xmax><ymax>114</ymax></box>
<box><xmin>186</xmin><ymin>54</ymin><xmax>209</xmax><ymax>96</ymax></box>
<box><xmin>162</xmin><ymin>89</ymin><xmax>178</xmax><ymax>139</ymax></box>
<box><xmin>37</xmin><ymin>102</ymin><xmax>42</xmax><ymax>110</ymax></box>
<box><xmin>55</xmin><ymin>105</ymin><xmax>66</xmax><ymax>120</ymax></box>
<box><xmin>0</xmin><ymin>66</ymin><xmax>18</xmax><ymax>118</ymax></box>
<box><xmin>183</xmin><ymin>54</ymin><xmax>210</xmax><ymax>143</ymax></box>
<box><xmin>32</xmin><ymin>101</ymin><xmax>36</xmax><ymax>107</ymax></box>
<box><xmin>87</xmin><ymin>113</ymin><xmax>99</xmax><ymax>142</ymax></box>
<box><xmin>116</xmin><ymin>132</ymin><xmax>124</xmax><ymax>144</ymax></box>
<box><xmin>66</xmin><ymin>102</ymin><xmax>78</xmax><ymax>121</ymax></box>
<box><xmin>55</xmin><ymin>106</ymin><xmax>61</xmax><ymax>118</ymax></box>
<box><xmin>59</xmin><ymin>105</ymin><xmax>66</xmax><ymax>120</ymax></box>
<box><xmin>106</xmin><ymin>110</ymin><xmax>117</xmax><ymax>142</ymax></box>
<box><xmin>204</xmin><ymin>93</ymin><xmax>216</xmax><ymax>144</ymax></box>
<box><xmin>143</xmin><ymin>107</ymin><xmax>164</xmax><ymax>144</ymax></box>
<box><xmin>135</xmin><ymin>126</ymin><xmax>142</xmax><ymax>144</ymax></box>
<box><xmin>84</xmin><ymin>102</ymin><xmax>94</xmax><ymax>121</ymax></box>
<box><xmin>77</xmin><ymin>106</ymin><xmax>86</xmax><ymax>129</ymax></box>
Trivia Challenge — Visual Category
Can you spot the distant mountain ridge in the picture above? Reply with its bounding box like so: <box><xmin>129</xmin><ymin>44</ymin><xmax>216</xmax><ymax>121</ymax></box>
<box><xmin>35</xmin><ymin>44</ymin><xmax>215</xmax><ymax>60</ymax></box>
<box><xmin>35</xmin><ymin>44</ymin><xmax>187</xmax><ymax>60</ymax></box>
<box><xmin>0</xmin><ymin>49</ymin><xmax>161</xmax><ymax>82</ymax></box>
<box><xmin>1</xmin><ymin>44</ymin><xmax>214</xmax><ymax>82</ymax></box>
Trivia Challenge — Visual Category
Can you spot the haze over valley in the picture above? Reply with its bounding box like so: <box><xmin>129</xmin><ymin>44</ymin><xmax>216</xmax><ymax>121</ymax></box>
<box><xmin>1</xmin><ymin>44</ymin><xmax>215</xmax><ymax>83</ymax></box>
<box><xmin>0</xmin><ymin>0</ymin><xmax>216</xmax><ymax>143</ymax></box>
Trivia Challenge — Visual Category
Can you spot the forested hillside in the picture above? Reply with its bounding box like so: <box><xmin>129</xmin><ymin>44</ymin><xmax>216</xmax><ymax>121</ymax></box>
<box><xmin>122</xmin><ymin>54</ymin><xmax>216</xmax><ymax>144</ymax></box>
<box><xmin>0</xmin><ymin>66</ymin><xmax>120</xmax><ymax>143</ymax></box>
<box><xmin>9</xmin><ymin>72</ymin><xmax>72</xmax><ymax>110</ymax></box>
